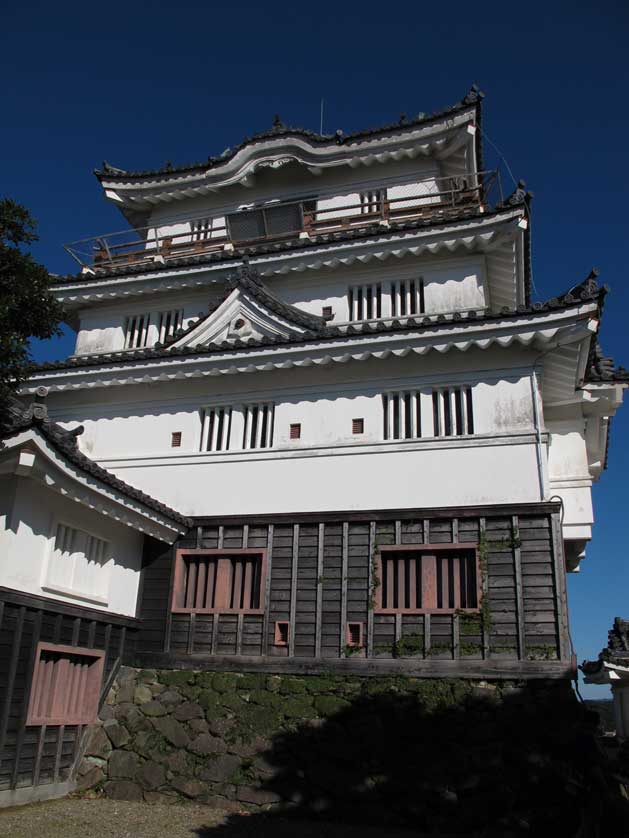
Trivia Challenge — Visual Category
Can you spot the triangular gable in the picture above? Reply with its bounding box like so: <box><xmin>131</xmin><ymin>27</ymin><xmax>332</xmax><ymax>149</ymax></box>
<box><xmin>169</xmin><ymin>263</ymin><xmax>325</xmax><ymax>350</ymax></box>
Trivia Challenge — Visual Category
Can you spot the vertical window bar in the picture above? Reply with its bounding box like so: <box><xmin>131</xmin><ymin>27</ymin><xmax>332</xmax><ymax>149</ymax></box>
<box><xmin>432</xmin><ymin>391</ymin><xmax>440</xmax><ymax>436</ymax></box>
<box><xmin>443</xmin><ymin>390</ymin><xmax>452</xmax><ymax>436</ymax></box>
<box><xmin>377</xmin><ymin>284</ymin><xmax>382</xmax><ymax>318</ymax></box>
<box><xmin>348</xmin><ymin>286</ymin><xmax>354</xmax><ymax>321</ymax></box>
<box><xmin>465</xmin><ymin>386</ymin><xmax>474</xmax><ymax>434</ymax></box>
<box><xmin>455</xmin><ymin>388</ymin><xmax>464</xmax><ymax>435</ymax></box>
<box><xmin>419</xmin><ymin>277</ymin><xmax>425</xmax><ymax>314</ymax></box>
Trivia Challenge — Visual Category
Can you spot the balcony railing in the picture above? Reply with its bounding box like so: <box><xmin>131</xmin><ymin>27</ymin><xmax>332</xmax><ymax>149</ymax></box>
<box><xmin>65</xmin><ymin>170</ymin><xmax>502</xmax><ymax>273</ymax></box>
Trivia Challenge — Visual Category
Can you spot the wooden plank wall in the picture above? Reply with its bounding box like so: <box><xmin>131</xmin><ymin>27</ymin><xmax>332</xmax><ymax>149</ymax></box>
<box><xmin>137</xmin><ymin>506</ymin><xmax>567</xmax><ymax>669</ymax></box>
<box><xmin>0</xmin><ymin>589</ymin><xmax>137</xmax><ymax>795</ymax></box>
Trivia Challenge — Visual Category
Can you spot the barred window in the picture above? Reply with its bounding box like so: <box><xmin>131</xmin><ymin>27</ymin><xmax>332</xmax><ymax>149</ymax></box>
<box><xmin>172</xmin><ymin>550</ymin><xmax>266</xmax><ymax>614</ymax></box>
<box><xmin>44</xmin><ymin>523</ymin><xmax>110</xmax><ymax>603</ymax></box>
<box><xmin>382</xmin><ymin>391</ymin><xmax>421</xmax><ymax>440</ymax></box>
<box><xmin>390</xmin><ymin>278</ymin><xmax>425</xmax><ymax>317</ymax></box>
<box><xmin>376</xmin><ymin>546</ymin><xmax>479</xmax><ymax>613</ymax></box>
<box><xmin>26</xmin><ymin>643</ymin><xmax>105</xmax><ymax>726</ymax></box>
<box><xmin>348</xmin><ymin>283</ymin><xmax>382</xmax><ymax>321</ymax></box>
<box><xmin>157</xmin><ymin>309</ymin><xmax>183</xmax><ymax>343</ymax></box>
<box><xmin>123</xmin><ymin>313</ymin><xmax>151</xmax><ymax>348</ymax></box>
<box><xmin>243</xmin><ymin>403</ymin><xmax>274</xmax><ymax>450</ymax></box>
<box><xmin>382</xmin><ymin>386</ymin><xmax>474</xmax><ymax>440</ymax></box>
<box><xmin>201</xmin><ymin>406</ymin><xmax>233</xmax><ymax>452</ymax></box>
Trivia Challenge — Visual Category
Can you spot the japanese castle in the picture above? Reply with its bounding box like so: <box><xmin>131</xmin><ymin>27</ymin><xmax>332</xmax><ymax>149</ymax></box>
<box><xmin>0</xmin><ymin>87</ymin><xmax>626</xmax><ymax>806</ymax></box>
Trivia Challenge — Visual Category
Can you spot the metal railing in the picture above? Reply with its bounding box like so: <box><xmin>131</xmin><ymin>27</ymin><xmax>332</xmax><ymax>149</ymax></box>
<box><xmin>65</xmin><ymin>170</ymin><xmax>502</xmax><ymax>272</ymax></box>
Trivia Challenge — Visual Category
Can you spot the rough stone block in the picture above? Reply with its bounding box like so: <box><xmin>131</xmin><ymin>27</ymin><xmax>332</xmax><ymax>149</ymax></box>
<box><xmin>198</xmin><ymin>754</ymin><xmax>241</xmax><ymax>783</ymax></box>
<box><xmin>160</xmin><ymin>689</ymin><xmax>184</xmax><ymax>707</ymax></box>
<box><xmin>76</xmin><ymin>766</ymin><xmax>105</xmax><ymax>790</ymax></box>
<box><xmin>188</xmin><ymin>733</ymin><xmax>227</xmax><ymax>756</ymax></box>
<box><xmin>313</xmin><ymin>695</ymin><xmax>351</xmax><ymax>716</ymax></box>
<box><xmin>140</xmin><ymin>700</ymin><xmax>168</xmax><ymax>717</ymax></box>
<box><xmin>174</xmin><ymin>701</ymin><xmax>204</xmax><ymax>721</ymax></box>
<box><xmin>213</xmin><ymin>673</ymin><xmax>239</xmax><ymax>693</ymax></box>
<box><xmin>170</xmin><ymin>776</ymin><xmax>206</xmax><ymax>798</ymax></box>
<box><xmin>236</xmin><ymin>786</ymin><xmax>282</xmax><ymax>806</ymax></box>
<box><xmin>109</xmin><ymin>749</ymin><xmax>140</xmax><ymax>779</ymax></box>
<box><xmin>137</xmin><ymin>760</ymin><xmax>167</xmax><ymax>790</ymax></box>
<box><xmin>134</xmin><ymin>685</ymin><xmax>153</xmax><ymax>705</ymax></box>
<box><xmin>160</xmin><ymin>670</ymin><xmax>194</xmax><ymax>688</ymax></box>
<box><xmin>152</xmin><ymin>716</ymin><xmax>190</xmax><ymax>748</ymax></box>
<box><xmin>84</xmin><ymin>726</ymin><xmax>112</xmax><ymax>759</ymax></box>
<box><xmin>103</xmin><ymin>719</ymin><xmax>130</xmax><ymax>749</ymax></box>
<box><xmin>188</xmin><ymin>718</ymin><xmax>209</xmax><ymax>734</ymax></box>
<box><xmin>105</xmin><ymin>780</ymin><xmax>143</xmax><ymax>801</ymax></box>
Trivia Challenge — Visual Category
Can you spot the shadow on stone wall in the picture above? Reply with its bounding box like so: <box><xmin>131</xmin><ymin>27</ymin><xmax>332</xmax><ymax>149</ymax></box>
<box><xmin>191</xmin><ymin>686</ymin><xmax>629</xmax><ymax>837</ymax></box>
<box><xmin>81</xmin><ymin>670</ymin><xmax>629</xmax><ymax>837</ymax></box>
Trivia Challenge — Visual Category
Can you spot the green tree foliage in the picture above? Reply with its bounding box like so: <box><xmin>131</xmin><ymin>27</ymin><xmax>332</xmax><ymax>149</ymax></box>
<box><xmin>0</xmin><ymin>198</ymin><xmax>64</xmax><ymax>430</ymax></box>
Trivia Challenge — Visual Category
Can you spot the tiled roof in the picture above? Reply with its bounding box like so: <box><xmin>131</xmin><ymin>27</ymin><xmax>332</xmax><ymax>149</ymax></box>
<box><xmin>582</xmin><ymin>618</ymin><xmax>629</xmax><ymax>675</ymax></box>
<box><xmin>3</xmin><ymin>399</ymin><xmax>192</xmax><ymax>528</ymax></box>
<box><xmin>31</xmin><ymin>267</ymin><xmax>606</xmax><ymax>374</ymax></box>
<box><xmin>94</xmin><ymin>88</ymin><xmax>484</xmax><ymax>183</ymax></box>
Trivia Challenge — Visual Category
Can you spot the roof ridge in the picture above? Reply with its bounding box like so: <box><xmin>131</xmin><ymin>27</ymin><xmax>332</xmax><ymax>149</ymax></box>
<box><xmin>93</xmin><ymin>88</ymin><xmax>483</xmax><ymax>183</ymax></box>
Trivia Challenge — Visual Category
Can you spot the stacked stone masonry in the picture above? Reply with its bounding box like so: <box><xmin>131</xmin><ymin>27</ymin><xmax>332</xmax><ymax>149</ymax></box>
<box><xmin>79</xmin><ymin>666</ymin><xmax>620</xmax><ymax>834</ymax></box>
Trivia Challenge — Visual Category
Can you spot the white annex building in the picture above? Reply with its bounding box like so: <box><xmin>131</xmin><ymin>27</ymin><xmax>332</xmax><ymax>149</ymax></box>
<box><xmin>0</xmin><ymin>87</ymin><xmax>626</xmax><ymax>804</ymax></box>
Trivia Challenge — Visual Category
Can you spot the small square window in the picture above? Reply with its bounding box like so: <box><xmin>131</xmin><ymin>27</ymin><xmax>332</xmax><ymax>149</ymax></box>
<box><xmin>26</xmin><ymin>643</ymin><xmax>105</xmax><ymax>726</ymax></box>
<box><xmin>346</xmin><ymin>622</ymin><xmax>363</xmax><ymax>647</ymax></box>
<box><xmin>274</xmin><ymin>621</ymin><xmax>290</xmax><ymax>646</ymax></box>
<box><xmin>321</xmin><ymin>306</ymin><xmax>334</xmax><ymax>321</ymax></box>
<box><xmin>352</xmin><ymin>418</ymin><xmax>364</xmax><ymax>435</ymax></box>
<box><xmin>171</xmin><ymin>431</ymin><xmax>182</xmax><ymax>448</ymax></box>
<box><xmin>289</xmin><ymin>423</ymin><xmax>301</xmax><ymax>440</ymax></box>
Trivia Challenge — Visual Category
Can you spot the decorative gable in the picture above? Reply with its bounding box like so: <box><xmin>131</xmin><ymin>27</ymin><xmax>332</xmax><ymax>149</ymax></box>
<box><xmin>168</xmin><ymin>263</ymin><xmax>325</xmax><ymax>349</ymax></box>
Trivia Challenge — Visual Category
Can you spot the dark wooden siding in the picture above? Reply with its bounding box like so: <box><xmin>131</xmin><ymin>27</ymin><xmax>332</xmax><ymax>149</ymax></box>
<box><xmin>0</xmin><ymin>589</ymin><xmax>138</xmax><ymax>795</ymax></box>
<box><xmin>134</xmin><ymin>503</ymin><xmax>570</xmax><ymax>677</ymax></box>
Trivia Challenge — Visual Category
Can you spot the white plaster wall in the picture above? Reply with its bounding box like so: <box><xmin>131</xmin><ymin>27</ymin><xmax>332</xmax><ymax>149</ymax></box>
<box><xmin>102</xmin><ymin>440</ymin><xmax>543</xmax><ymax>517</ymax></box>
<box><xmin>75</xmin><ymin>289</ymin><xmax>221</xmax><ymax>355</ymax></box>
<box><xmin>0</xmin><ymin>477</ymin><xmax>143</xmax><ymax>616</ymax></box>
<box><xmin>51</xmin><ymin>357</ymin><xmax>537</xmax><ymax>461</ymax></box>
<box><xmin>269</xmin><ymin>255</ymin><xmax>488</xmax><ymax>321</ymax></box>
<box><xmin>547</xmin><ymin>420</ymin><xmax>590</xmax><ymax>481</ymax></box>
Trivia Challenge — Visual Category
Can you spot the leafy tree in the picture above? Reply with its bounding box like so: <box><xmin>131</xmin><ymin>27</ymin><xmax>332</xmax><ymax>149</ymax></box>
<box><xmin>0</xmin><ymin>198</ymin><xmax>64</xmax><ymax>431</ymax></box>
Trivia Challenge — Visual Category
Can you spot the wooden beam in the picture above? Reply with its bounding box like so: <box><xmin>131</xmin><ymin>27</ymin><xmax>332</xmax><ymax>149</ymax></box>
<box><xmin>340</xmin><ymin>522</ymin><xmax>349</xmax><ymax>657</ymax></box>
<box><xmin>0</xmin><ymin>605</ymin><xmax>25</xmax><ymax>773</ymax></box>
<box><xmin>550</xmin><ymin>511</ymin><xmax>571</xmax><ymax>661</ymax></box>
<box><xmin>512</xmin><ymin>515</ymin><xmax>526</xmax><ymax>660</ymax></box>
<box><xmin>479</xmin><ymin>516</ymin><xmax>490</xmax><ymax>659</ymax></box>
<box><xmin>315</xmin><ymin>523</ymin><xmax>324</xmax><ymax>658</ymax></box>
<box><xmin>367</xmin><ymin>521</ymin><xmax>375</xmax><ymax>658</ymax></box>
<box><xmin>131</xmin><ymin>649</ymin><xmax>574</xmax><ymax>680</ymax></box>
<box><xmin>261</xmin><ymin>524</ymin><xmax>274</xmax><ymax>654</ymax></box>
<box><xmin>11</xmin><ymin>609</ymin><xmax>42</xmax><ymax>789</ymax></box>
<box><xmin>288</xmin><ymin>524</ymin><xmax>299</xmax><ymax>657</ymax></box>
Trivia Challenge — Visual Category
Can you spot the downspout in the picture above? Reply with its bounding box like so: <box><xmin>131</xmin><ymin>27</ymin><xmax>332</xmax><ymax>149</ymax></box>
<box><xmin>529</xmin><ymin>360</ymin><xmax>546</xmax><ymax>501</ymax></box>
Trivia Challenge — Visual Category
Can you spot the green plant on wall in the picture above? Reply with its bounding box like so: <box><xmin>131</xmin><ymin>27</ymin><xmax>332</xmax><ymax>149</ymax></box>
<box><xmin>392</xmin><ymin>634</ymin><xmax>424</xmax><ymax>658</ymax></box>
<box><xmin>369</xmin><ymin>549</ymin><xmax>380</xmax><ymax>610</ymax></box>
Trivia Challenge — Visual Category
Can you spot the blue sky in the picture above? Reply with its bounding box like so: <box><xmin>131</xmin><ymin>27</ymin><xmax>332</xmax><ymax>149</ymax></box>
<box><xmin>3</xmin><ymin>1</ymin><xmax>627</xmax><ymax>696</ymax></box>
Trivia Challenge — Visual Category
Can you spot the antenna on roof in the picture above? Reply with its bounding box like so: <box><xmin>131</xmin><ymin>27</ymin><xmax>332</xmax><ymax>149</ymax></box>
<box><xmin>320</xmin><ymin>98</ymin><xmax>324</xmax><ymax>135</ymax></box>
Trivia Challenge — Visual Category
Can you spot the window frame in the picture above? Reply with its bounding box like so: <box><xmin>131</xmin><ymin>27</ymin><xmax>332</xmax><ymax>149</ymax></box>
<box><xmin>42</xmin><ymin>520</ymin><xmax>112</xmax><ymax>607</ymax></box>
<box><xmin>26</xmin><ymin>642</ymin><xmax>105</xmax><ymax>726</ymax></box>
<box><xmin>171</xmin><ymin>548</ymin><xmax>267</xmax><ymax>615</ymax></box>
<box><xmin>374</xmin><ymin>543</ymin><xmax>481</xmax><ymax>615</ymax></box>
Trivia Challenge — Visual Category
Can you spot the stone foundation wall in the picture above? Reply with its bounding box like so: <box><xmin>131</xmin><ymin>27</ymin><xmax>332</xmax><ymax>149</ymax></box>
<box><xmin>78</xmin><ymin>668</ymin><xmax>612</xmax><ymax>833</ymax></box>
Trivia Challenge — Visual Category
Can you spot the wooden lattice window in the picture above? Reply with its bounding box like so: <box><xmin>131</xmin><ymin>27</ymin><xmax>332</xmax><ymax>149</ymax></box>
<box><xmin>26</xmin><ymin>643</ymin><xmax>105</xmax><ymax>726</ymax></box>
<box><xmin>352</xmin><ymin>418</ymin><xmax>364</xmax><ymax>435</ymax></box>
<box><xmin>172</xmin><ymin>549</ymin><xmax>266</xmax><ymax>614</ymax></box>
<box><xmin>289</xmin><ymin>423</ymin><xmax>301</xmax><ymax>440</ymax></box>
<box><xmin>375</xmin><ymin>544</ymin><xmax>480</xmax><ymax>614</ymax></box>
<box><xmin>171</xmin><ymin>431</ymin><xmax>182</xmax><ymax>448</ymax></box>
